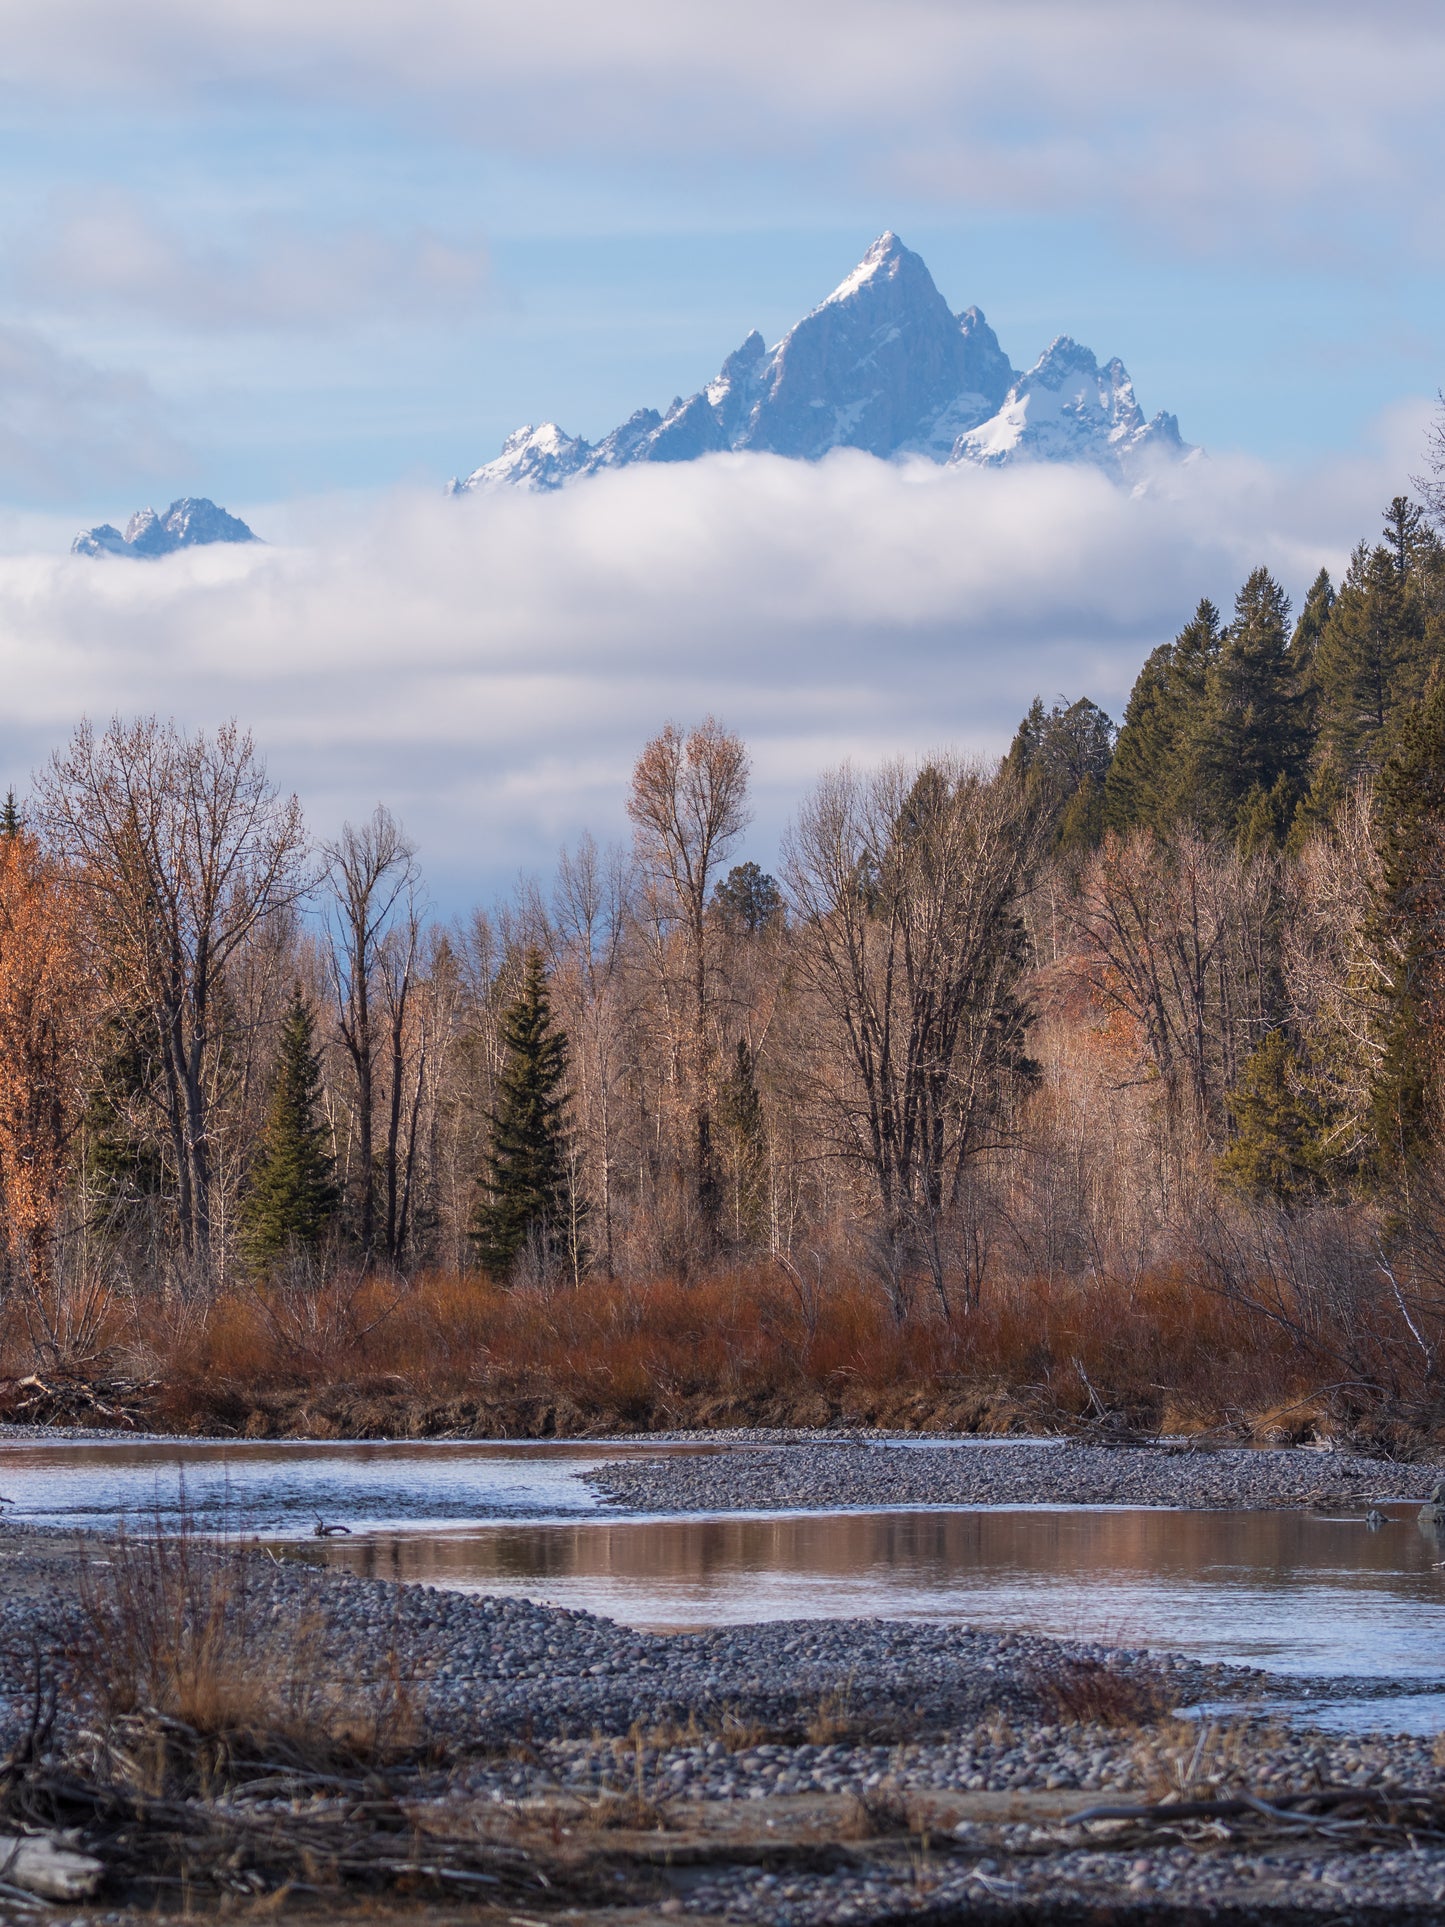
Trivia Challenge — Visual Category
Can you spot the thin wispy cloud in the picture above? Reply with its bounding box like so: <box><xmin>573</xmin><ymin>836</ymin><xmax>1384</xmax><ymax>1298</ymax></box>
<box><xmin>7</xmin><ymin>2</ymin><xmax>1445</xmax><ymax>261</ymax></box>
<box><xmin>0</xmin><ymin>322</ymin><xmax>181</xmax><ymax>501</ymax></box>
<box><xmin>13</xmin><ymin>191</ymin><xmax>489</xmax><ymax>333</ymax></box>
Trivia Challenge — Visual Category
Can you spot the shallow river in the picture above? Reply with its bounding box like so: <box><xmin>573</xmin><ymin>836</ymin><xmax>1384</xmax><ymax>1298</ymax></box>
<box><xmin>2</xmin><ymin>1437</ymin><xmax>1442</xmax><ymax>1730</ymax></box>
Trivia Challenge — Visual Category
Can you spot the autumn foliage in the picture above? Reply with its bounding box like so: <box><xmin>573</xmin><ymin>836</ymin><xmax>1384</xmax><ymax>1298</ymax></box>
<box><xmin>0</xmin><ymin>830</ymin><xmax>91</xmax><ymax>1290</ymax></box>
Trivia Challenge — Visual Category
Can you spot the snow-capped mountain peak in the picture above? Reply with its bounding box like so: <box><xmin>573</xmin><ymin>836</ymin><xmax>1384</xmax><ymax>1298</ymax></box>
<box><xmin>452</xmin><ymin>234</ymin><xmax>1192</xmax><ymax>494</ymax></box>
<box><xmin>819</xmin><ymin>228</ymin><xmax>909</xmax><ymax>307</ymax></box>
<box><xmin>954</xmin><ymin>336</ymin><xmax>1186</xmax><ymax>472</ymax></box>
<box><xmin>72</xmin><ymin>497</ymin><xmax>259</xmax><ymax>558</ymax></box>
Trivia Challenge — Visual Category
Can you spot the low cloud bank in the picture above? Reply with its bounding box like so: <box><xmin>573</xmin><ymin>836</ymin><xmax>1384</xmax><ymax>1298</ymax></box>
<box><xmin>0</xmin><ymin>414</ymin><xmax>1428</xmax><ymax>905</ymax></box>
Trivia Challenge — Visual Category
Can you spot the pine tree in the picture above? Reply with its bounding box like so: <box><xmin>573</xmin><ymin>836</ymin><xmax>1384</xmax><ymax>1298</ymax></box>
<box><xmin>1201</xmin><ymin>567</ymin><xmax>1303</xmax><ymax>839</ymax></box>
<box><xmin>718</xmin><ymin>1037</ymin><xmax>768</xmax><ymax>1246</ymax></box>
<box><xmin>711</xmin><ymin>861</ymin><xmax>783</xmax><ymax>934</ymax></box>
<box><xmin>0</xmin><ymin>792</ymin><xmax>23</xmax><ymax>839</ymax></box>
<box><xmin>1313</xmin><ymin>539</ymin><xmax>1428</xmax><ymax>777</ymax></box>
<box><xmin>1383</xmin><ymin>495</ymin><xmax>1427</xmax><ymax>577</ymax></box>
<box><xmin>1217</xmin><ymin>1032</ymin><xmax>1332</xmax><ymax>1204</ymax></box>
<box><xmin>1006</xmin><ymin>695</ymin><xmax>1114</xmax><ymax>850</ymax></box>
<box><xmin>1104</xmin><ymin>601</ymin><xmax>1222</xmax><ymax>832</ymax></box>
<box><xmin>241</xmin><ymin>987</ymin><xmax>339</xmax><ymax>1270</ymax></box>
<box><xmin>471</xmin><ymin>948</ymin><xmax>584</xmax><ymax>1280</ymax></box>
<box><xmin>1367</xmin><ymin>678</ymin><xmax>1445</xmax><ymax>1180</ymax></box>
<box><xmin>1286</xmin><ymin>567</ymin><xmax>1334</xmax><ymax>750</ymax></box>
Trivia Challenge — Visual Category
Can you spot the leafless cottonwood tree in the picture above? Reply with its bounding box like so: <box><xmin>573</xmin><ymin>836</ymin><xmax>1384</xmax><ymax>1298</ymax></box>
<box><xmin>1070</xmin><ymin>829</ymin><xmax>1283</xmax><ymax>1140</ymax></box>
<box><xmin>39</xmin><ymin>718</ymin><xmax>308</xmax><ymax>1283</ymax></box>
<box><xmin>323</xmin><ymin>806</ymin><xmax>419</xmax><ymax>1263</ymax></box>
<box><xmin>1413</xmin><ymin>390</ymin><xmax>1445</xmax><ymax>527</ymax></box>
<box><xmin>786</xmin><ymin>757</ymin><xmax>1042</xmax><ymax>1315</ymax></box>
<box><xmin>627</xmin><ymin>718</ymin><xmax>750</xmax><ymax>1239</ymax></box>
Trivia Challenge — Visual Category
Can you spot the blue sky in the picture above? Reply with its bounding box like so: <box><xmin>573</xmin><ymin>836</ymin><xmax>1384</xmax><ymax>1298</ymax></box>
<box><xmin>0</xmin><ymin>1</ymin><xmax>1440</xmax><ymax>900</ymax></box>
<box><xmin>1</xmin><ymin>0</ymin><xmax>1441</xmax><ymax>514</ymax></box>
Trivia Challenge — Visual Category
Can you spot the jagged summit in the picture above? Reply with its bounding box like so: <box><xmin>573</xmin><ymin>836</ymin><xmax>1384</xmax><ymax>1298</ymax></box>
<box><xmin>452</xmin><ymin>233</ymin><xmax>1190</xmax><ymax>494</ymax></box>
<box><xmin>72</xmin><ymin>497</ymin><xmax>258</xmax><ymax>558</ymax></box>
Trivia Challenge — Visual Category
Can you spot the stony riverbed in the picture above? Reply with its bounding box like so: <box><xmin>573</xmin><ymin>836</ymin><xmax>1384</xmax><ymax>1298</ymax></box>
<box><xmin>3</xmin><ymin>1435</ymin><xmax>1445</xmax><ymax>1922</ymax></box>
<box><xmin>586</xmin><ymin>1437</ymin><xmax>1445</xmax><ymax>1514</ymax></box>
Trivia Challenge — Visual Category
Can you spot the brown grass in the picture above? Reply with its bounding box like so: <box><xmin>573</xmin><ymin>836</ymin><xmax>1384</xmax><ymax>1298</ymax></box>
<box><xmin>0</xmin><ymin>1257</ymin><xmax>1339</xmax><ymax>1439</ymax></box>
<box><xmin>73</xmin><ymin>1521</ymin><xmax>425</xmax><ymax>1797</ymax></box>
<box><xmin>1028</xmin><ymin>1655</ymin><xmax>1174</xmax><ymax>1729</ymax></box>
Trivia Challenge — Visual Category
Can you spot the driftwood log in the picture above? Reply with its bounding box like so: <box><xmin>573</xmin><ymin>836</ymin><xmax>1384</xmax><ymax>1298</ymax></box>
<box><xmin>0</xmin><ymin>1830</ymin><xmax>104</xmax><ymax>1900</ymax></box>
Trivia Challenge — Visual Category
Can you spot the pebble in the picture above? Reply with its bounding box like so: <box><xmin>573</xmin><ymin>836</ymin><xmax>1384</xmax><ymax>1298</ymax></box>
<box><xmin>3</xmin><ymin>1430</ymin><xmax>1445</xmax><ymax>1920</ymax></box>
<box><xmin>586</xmin><ymin>1439</ymin><xmax>1445</xmax><ymax>1514</ymax></box>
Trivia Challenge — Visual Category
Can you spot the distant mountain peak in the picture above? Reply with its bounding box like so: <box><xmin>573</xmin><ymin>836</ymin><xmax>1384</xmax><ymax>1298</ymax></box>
<box><xmin>819</xmin><ymin>228</ymin><xmax>911</xmax><ymax>306</ymax></box>
<box><xmin>453</xmin><ymin>233</ymin><xmax>1192</xmax><ymax>494</ymax></box>
<box><xmin>72</xmin><ymin>497</ymin><xmax>259</xmax><ymax>558</ymax></box>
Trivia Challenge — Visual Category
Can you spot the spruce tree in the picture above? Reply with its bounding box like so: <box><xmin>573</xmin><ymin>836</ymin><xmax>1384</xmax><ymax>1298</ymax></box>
<box><xmin>471</xmin><ymin>948</ymin><xmax>583</xmax><ymax>1280</ymax></box>
<box><xmin>1286</xmin><ymin>566</ymin><xmax>1334</xmax><ymax>751</ymax></box>
<box><xmin>1006</xmin><ymin>695</ymin><xmax>1114</xmax><ymax>850</ymax></box>
<box><xmin>1201</xmin><ymin>567</ymin><xmax>1304</xmax><ymax>840</ymax></box>
<box><xmin>0</xmin><ymin>792</ymin><xmax>21</xmax><ymax>839</ymax></box>
<box><xmin>1104</xmin><ymin>601</ymin><xmax>1222</xmax><ymax>833</ymax></box>
<box><xmin>718</xmin><ymin>1037</ymin><xmax>768</xmax><ymax>1245</ymax></box>
<box><xmin>1217</xmin><ymin>1032</ymin><xmax>1332</xmax><ymax>1204</ymax></box>
<box><xmin>1312</xmin><ymin>540</ymin><xmax>1428</xmax><ymax>777</ymax></box>
<box><xmin>241</xmin><ymin>988</ymin><xmax>339</xmax><ymax>1269</ymax></box>
<box><xmin>1367</xmin><ymin>677</ymin><xmax>1445</xmax><ymax>1180</ymax></box>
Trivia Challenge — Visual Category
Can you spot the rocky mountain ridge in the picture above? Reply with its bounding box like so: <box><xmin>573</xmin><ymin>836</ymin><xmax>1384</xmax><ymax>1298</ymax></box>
<box><xmin>453</xmin><ymin>232</ymin><xmax>1190</xmax><ymax>494</ymax></box>
<box><xmin>72</xmin><ymin>497</ymin><xmax>258</xmax><ymax>558</ymax></box>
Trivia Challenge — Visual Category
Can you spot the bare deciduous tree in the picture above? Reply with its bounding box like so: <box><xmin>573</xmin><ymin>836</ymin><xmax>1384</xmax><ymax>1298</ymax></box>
<box><xmin>786</xmin><ymin>757</ymin><xmax>1041</xmax><ymax>1315</ymax></box>
<box><xmin>39</xmin><ymin>717</ymin><xmax>308</xmax><ymax>1283</ymax></box>
<box><xmin>322</xmin><ymin>806</ymin><xmax>418</xmax><ymax>1262</ymax></box>
<box><xmin>627</xmin><ymin>718</ymin><xmax>750</xmax><ymax>1237</ymax></box>
<box><xmin>1071</xmin><ymin>828</ymin><xmax>1282</xmax><ymax>1138</ymax></box>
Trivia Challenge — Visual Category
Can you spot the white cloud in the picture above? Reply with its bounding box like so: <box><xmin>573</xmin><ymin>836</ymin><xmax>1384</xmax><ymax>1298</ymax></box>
<box><xmin>0</xmin><ymin>411</ymin><xmax>1428</xmax><ymax>905</ymax></box>
<box><xmin>0</xmin><ymin>323</ymin><xmax>181</xmax><ymax>502</ymax></box>
<box><xmin>14</xmin><ymin>191</ymin><xmax>489</xmax><ymax>333</ymax></box>
<box><xmin>7</xmin><ymin>2</ymin><xmax>1445</xmax><ymax>260</ymax></box>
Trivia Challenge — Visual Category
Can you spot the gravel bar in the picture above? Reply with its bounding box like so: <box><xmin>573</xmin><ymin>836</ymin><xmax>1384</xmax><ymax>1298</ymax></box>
<box><xmin>585</xmin><ymin>1439</ymin><xmax>1445</xmax><ymax>1514</ymax></box>
<box><xmin>5</xmin><ymin>1463</ymin><xmax>1445</xmax><ymax>1923</ymax></box>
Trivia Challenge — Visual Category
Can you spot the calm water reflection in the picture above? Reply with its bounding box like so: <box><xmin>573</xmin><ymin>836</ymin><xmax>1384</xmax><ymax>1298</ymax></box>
<box><xmin>308</xmin><ymin>1503</ymin><xmax>1445</xmax><ymax>1681</ymax></box>
<box><xmin>0</xmin><ymin>1436</ymin><xmax>700</xmax><ymax>1532</ymax></box>
<box><xmin>1</xmin><ymin>1438</ymin><xmax>1441</xmax><ymax>1692</ymax></box>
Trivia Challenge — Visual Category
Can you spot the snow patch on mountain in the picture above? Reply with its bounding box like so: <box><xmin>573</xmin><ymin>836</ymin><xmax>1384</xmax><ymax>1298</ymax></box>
<box><xmin>72</xmin><ymin>497</ymin><xmax>259</xmax><ymax>557</ymax></box>
<box><xmin>952</xmin><ymin>337</ymin><xmax>1186</xmax><ymax>475</ymax></box>
<box><xmin>454</xmin><ymin>232</ymin><xmax>1192</xmax><ymax>494</ymax></box>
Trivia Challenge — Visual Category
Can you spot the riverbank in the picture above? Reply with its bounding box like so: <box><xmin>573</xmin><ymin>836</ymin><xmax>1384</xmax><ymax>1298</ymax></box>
<box><xmin>585</xmin><ymin>1439</ymin><xmax>1445</xmax><ymax>1513</ymax></box>
<box><xmin>2</xmin><ymin>1521</ymin><xmax>1445</xmax><ymax>1922</ymax></box>
<box><xmin>11</xmin><ymin>1262</ymin><xmax>1442</xmax><ymax>1458</ymax></box>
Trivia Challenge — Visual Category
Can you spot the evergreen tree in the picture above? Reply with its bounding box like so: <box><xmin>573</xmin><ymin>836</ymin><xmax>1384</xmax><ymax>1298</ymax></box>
<box><xmin>1104</xmin><ymin>601</ymin><xmax>1222</xmax><ymax>832</ymax></box>
<box><xmin>1202</xmin><ymin>566</ymin><xmax>1304</xmax><ymax>839</ymax></box>
<box><xmin>0</xmin><ymin>792</ymin><xmax>22</xmax><ymax>839</ymax></box>
<box><xmin>1384</xmin><ymin>494</ymin><xmax>1428</xmax><ymax>577</ymax></box>
<box><xmin>83</xmin><ymin>1006</ymin><xmax>167</xmax><ymax>1230</ymax></box>
<box><xmin>1217</xmin><ymin>1032</ymin><xmax>1332</xmax><ymax>1204</ymax></box>
<box><xmin>1313</xmin><ymin>539</ymin><xmax>1428</xmax><ymax>777</ymax></box>
<box><xmin>1286</xmin><ymin>566</ymin><xmax>1334</xmax><ymax>749</ymax></box>
<box><xmin>711</xmin><ymin>861</ymin><xmax>784</xmax><ymax>934</ymax></box>
<box><xmin>471</xmin><ymin>948</ymin><xmax>584</xmax><ymax>1279</ymax></box>
<box><xmin>1006</xmin><ymin>695</ymin><xmax>1114</xmax><ymax>851</ymax></box>
<box><xmin>241</xmin><ymin>987</ymin><xmax>339</xmax><ymax>1269</ymax></box>
<box><xmin>1285</xmin><ymin>760</ymin><xmax>1345</xmax><ymax>855</ymax></box>
<box><xmin>1367</xmin><ymin>677</ymin><xmax>1445</xmax><ymax>1180</ymax></box>
<box><xmin>718</xmin><ymin>1037</ymin><xmax>768</xmax><ymax>1245</ymax></box>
